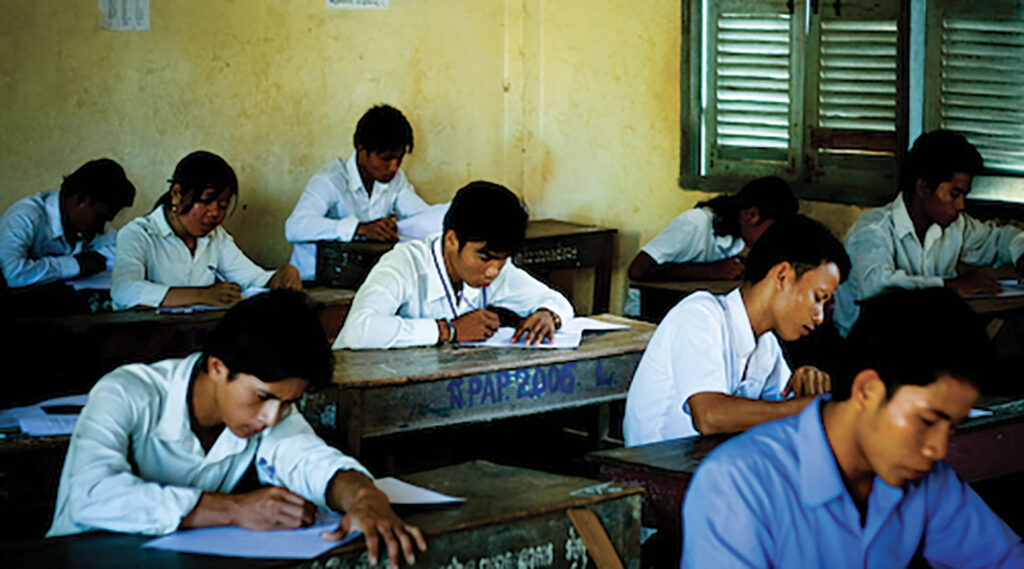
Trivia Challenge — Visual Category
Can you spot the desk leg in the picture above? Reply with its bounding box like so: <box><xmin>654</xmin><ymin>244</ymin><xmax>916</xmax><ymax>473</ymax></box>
<box><xmin>593</xmin><ymin>403</ymin><xmax>612</xmax><ymax>447</ymax></box>
<box><xmin>593</xmin><ymin>235</ymin><xmax>613</xmax><ymax>314</ymax></box>
<box><xmin>343</xmin><ymin>391</ymin><xmax>364</xmax><ymax>458</ymax></box>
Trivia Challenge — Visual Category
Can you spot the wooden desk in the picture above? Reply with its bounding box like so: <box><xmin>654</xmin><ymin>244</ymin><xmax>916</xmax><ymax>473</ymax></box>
<box><xmin>631</xmin><ymin>279</ymin><xmax>739</xmax><ymax>322</ymax></box>
<box><xmin>966</xmin><ymin>294</ymin><xmax>1024</xmax><ymax>362</ymax></box>
<box><xmin>0</xmin><ymin>435</ymin><xmax>70</xmax><ymax>539</ymax></box>
<box><xmin>316</xmin><ymin>219</ymin><xmax>618</xmax><ymax>314</ymax></box>
<box><xmin>586</xmin><ymin>397</ymin><xmax>1024</xmax><ymax>564</ymax></box>
<box><xmin>305</xmin><ymin>315</ymin><xmax>655</xmax><ymax>455</ymax></box>
<box><xmin>0</xmin><ymin>461</ymin><xmax>643</xmax><ymax>568</ymax></box>
<box><xmin>1</xmin><ymin>288</ymin><xmax>354</xmax><ymax>407</ymax></box>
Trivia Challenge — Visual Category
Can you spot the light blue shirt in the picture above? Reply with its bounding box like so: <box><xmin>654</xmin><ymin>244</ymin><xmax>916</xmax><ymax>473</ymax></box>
<box><xmin>834</xmin><ymin>195</ymin><xmax>1024</xmax><ymax>336</ymax></box>
<box><xmin>682</xmin><ymin>397</ymin><xmax>1024</xmax><ymax>568</ymax></box>
<box><xmin>641</xmin><ymin>207</ymin><xmax>745</xmax><ymax>265</ymax></box>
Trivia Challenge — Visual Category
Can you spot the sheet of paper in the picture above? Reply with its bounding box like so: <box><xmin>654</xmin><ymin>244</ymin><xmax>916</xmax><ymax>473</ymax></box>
<box><xmin>155</xmin><ymin>287</ymin><xmax>267</xmax><ymax>313</ymax></box>
<box><xmin>460</xmin><ymin>327</ymin><xmax>582</xmax><ymax>349</ymax></box>
<box><xmin>970</xmin><ymin>280</ymin><xmax>1024</xmax><ymax>299</ymax></box>
<box><xmin>561</xmin><ymin>317</ymin><xmax>630</xmax><ymax>334</ymax></box>
<box><xmin>969</xmin><ymin>407</ymin><xmax>994</xmax><ymax>418</ymax></box>
<box><xmin>19</xmin><ymin>415</ymin><xmax>79</xmax><ymax>436</ymax></box>
<box><xmin>374</xmin><ymin>477</ymin><xmax>465</xmax><ymax>505</ymax></box>
<box><xmin>0</xmin><ymin>394</ymin><xmax>88</xmax><ymax>430</ymax></box>
<box><xmin>67</xmin><ymin>269</ymin><xmax>112</xmax><ymax>291</ymax></box>
<box><xmin>144</xmin><ymin>513</ymin><xmax>359</xmax><ymax>558</ymax></box>
<box><xmin>397</xmin><ymin>203</ymin><xmax>449</xmax><ymax>242</ymax></box>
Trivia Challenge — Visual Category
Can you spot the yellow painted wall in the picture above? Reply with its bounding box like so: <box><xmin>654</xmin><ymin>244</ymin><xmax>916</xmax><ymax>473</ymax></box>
<box><xmin>0</xmin><ymin>0</ymin><xmax>868</xmax><ymax>312</ymax></box>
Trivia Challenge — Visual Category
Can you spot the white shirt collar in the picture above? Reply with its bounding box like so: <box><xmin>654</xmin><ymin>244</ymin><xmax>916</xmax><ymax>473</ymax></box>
<box><xmin>343</xmin><ymin>152</ymin><xmax>367</xmax><ymax>195</ymax></box>
<box><xmin>889</xmin><ymin>194</ymin><xmax>919</xmax><ymax>241</ymax></box>
<box><xmin>148</xmin><ymin>204</ymin><xmax>177</xmax><ymax>238</ymax></box>
<box><xmin>722</xmin><ymin>287</ymin><xmax>757</xmax><ymax>360</ymax></box>
<box><xmin>43</xmin><ymin>190</ymin><xmax>66</xmax><ymax>241</ymax></box>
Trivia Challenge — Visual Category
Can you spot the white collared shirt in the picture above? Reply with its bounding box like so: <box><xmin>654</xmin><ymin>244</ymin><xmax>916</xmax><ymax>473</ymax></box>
<box><xmin>335</xmin><ymin>235</ymin><xmax>575</xmax><ymax>349</ymax></box>
<box><xmin>641</xmin><ymin>207</ymin><xmax>745</xmax><ymax>265</ymax></box>
<box><xmin>0</xmin><ymin>190</ymin><xmax>116</xmax><ymax>288</ymax></box>
<box><xmin>623</xmin><ymin>288</ymin><xmax>791</xmax><ymax>446</ymax></box>
<box><xmin>110</xmin><ymin>205</ymin><xmax>274</xmax><ymax>310</ymax></box>
<box><xmin>285</xmin><ymin>153</ymin><xmax>430</xmax><ymax>280</ymax></box>
<box><xmin>47</xmin><ymin>353</ymin><xmax>370</xmax><ymax>537</ymax></box>
<box><xmin>834</xmin><ymin>195</ymin><xmax>1024</xmax><ymax>336</ymax></box>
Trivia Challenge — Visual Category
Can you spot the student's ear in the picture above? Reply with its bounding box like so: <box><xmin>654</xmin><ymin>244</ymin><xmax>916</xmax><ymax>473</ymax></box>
<box><xmin>443</xmin><ymin>229</ymin><xmax>460</xmax><ymax>251</ymax></box>
<box><xmin>770</xmin><ymin>260</ymin><xmax>794</xmax><ymax>291</ymax></box>
<box><xmin>914</xmin><ymin>177</ymin><xmax>932</xmax><ymax>198</ymax></box>
<box><xmin>206</xmin><ymin>356</ymin><xmax>230</xmax><ymax>384</ymax></box>
<box><xmin>740</xmin><ymin>206</ymin><xmax>762</xmax><ymax>226</ymax></box>
<box><xmin>850</xmin><ymin>369</ymin><xmax>886</xmax><ymax>413</ymax></box>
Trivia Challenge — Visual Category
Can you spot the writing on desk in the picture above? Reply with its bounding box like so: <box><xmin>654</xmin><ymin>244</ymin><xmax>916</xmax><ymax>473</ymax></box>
<box><xmin>446</xmin><ymin>358</ymin><xmax>618</xmax><ymax>410</ymax></box>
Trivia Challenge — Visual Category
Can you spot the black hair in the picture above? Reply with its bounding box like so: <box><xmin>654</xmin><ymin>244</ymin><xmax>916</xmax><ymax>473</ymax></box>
<box><xmin>832</xmin><ymin>288</ymin><xmax>993</xmax><ymax>402</ymax></box>
<box><xmin>203</xmin><ymin>290</ymin><xmax>334</xmax><ymax>389</ymax></box>
<box><xmin>696</xmin><ymin>176</ymin><xmax>798</xmax><ymax>237</ymax></box>
<box><xmin>60</xmin><ymin>158</ymin><xmax>136</xmax><ymax>211</ymax></box>
<box><xmin>899</xmin><ymin>130</ymin><xmax>984</xmax><ymax>201</ymax></box>
<box><xmin>154</xmin><ymin>151</ymin><xmax>238</xmax><ymax>214</ymax></box>
<box><xmin>353</xmin><ymin>104</ymin><xmax>414</xmax><ymax>154</ymax></box>
<box><xmin>742</xmin><ymin>214</ymin><xmax>850</xmax><ymax>284</ymax></box>
<box><xmin>442</xmin><ymin>180</ymin><xmax>528</xmax><ymax>255</ymax></box>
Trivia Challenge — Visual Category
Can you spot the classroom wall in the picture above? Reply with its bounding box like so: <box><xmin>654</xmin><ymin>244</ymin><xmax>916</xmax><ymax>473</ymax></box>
<box><xmin>0</xmin><ymin>0</ymin><xmax>867</xmax><ymax>313</ymax></box>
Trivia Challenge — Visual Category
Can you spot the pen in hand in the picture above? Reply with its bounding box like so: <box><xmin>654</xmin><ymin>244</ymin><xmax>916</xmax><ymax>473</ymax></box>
<box><xmin>208</xmin><ymin>265</ymin><xmax>228</xmax><ymax>283</ymax></box>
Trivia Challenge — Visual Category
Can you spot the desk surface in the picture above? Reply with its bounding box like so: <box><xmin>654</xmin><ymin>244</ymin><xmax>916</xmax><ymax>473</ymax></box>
<box><xmin>0</xmin><ymin>461</ymin><xmax>642</xmax><ymax>569</ymax></box>
<box><xmin>333</xmin><ymin>314</ymin><xmax>654</xmax><ymax>387</ymax></box>
<box><xmin>630</xmin><ymin>279</ymin><xmax>739</xmax><ymax>296</ymax></box>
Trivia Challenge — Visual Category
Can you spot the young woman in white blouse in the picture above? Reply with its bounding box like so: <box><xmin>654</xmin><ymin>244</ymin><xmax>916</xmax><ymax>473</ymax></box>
<box><xmin>111</xmin><ymin>151</ymin><xmax>302</xmax><ymax>310</ymax></box>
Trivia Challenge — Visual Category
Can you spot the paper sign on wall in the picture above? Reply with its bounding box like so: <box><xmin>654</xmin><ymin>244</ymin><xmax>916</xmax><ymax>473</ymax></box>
<box><xmin>327</xmin><ymin>0</ymin><xmax>389</xmax><ymax>9</ymax></box>
<box><xmin>99</xmin><ymin>0</ymin><xmax>149</xmax><ymax>31</ymax></box>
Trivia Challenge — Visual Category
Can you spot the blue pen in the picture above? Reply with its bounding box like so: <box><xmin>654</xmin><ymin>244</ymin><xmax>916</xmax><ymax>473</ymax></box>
<box><xmin>717</xmin><ymin>245</ymin><xmax>729</xmax><ymax>258</ymax></box>
<box><xmin>208</xmin><ymin>265</ymin><xmax>228</xmax><ymax>282</ymax></box>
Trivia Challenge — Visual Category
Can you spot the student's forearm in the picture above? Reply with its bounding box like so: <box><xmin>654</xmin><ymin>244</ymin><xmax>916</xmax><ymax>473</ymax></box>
<box><xmin>160</xmin><ymin>286</ymin><xmax>211</xmax><ymax>307</ymax></box>
<box><xmin>688</xmin><ymin>392</ymin><xmax>814</xmax><ymax>436</ymax></box>
<box><xmin>179</xmin><ymin>491</ymin><xmax>237</xmax><ymax>529</ymax></box>
<box><xmin>326</xmin><ymin>469</ymin><xmax>378</xmax><ymax>513</ymax></box>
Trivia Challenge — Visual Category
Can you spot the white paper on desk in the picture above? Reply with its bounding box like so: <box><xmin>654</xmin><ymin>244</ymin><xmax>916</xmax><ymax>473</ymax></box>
<box><xmin>397</xmin><ymin>203</ymin><xmax>449</xmax><ymax>242</ymax></box>
<box><xmin>969</xmin><ymin>407</ymin><xmax>994</xmax><ymax>418</ymax></box>
<box><xmin>67</xmin><ymin>269</ymin><xmax>112</xmax><ymax>291</ymax></box>
<box><xmin>144</xmin><ymin>512</ymin><xmax>359</xmax><ymax>558</ymax></box>
<box><xmin>461</xmin><ymin>327</ymin><xmax>582</xmax><ymax>349</ymax></box>
<box><xmin>561</xmin><ymin>317</ymin><xmax>630</xmax><ymax>334</ymax></box>
<box><xmin>19</xmin><ymin>415</ymin><xmax>78</xmax><ymax>436</ymax></box>
<box><xmin>970</xmin><ymin>280</ymin><xmax>1024</xmax><ymax>299</ymax></box>
<box><xmin>0</xmin><ymin>394</ymin><xmax>88</xmax><ymax>430</ymax></box>
<box><xmin>375</xmin><ymin>476</ymin><xmax>465</xmax><ymax>505</ymax></box>
<box><xmin>155</xmin><ymin>287</ymin><xmax>269</xmax><ymax>313</ymax></box>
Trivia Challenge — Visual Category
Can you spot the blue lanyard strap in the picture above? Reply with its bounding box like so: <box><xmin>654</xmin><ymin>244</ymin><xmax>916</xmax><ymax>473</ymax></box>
<box><xmin>430</xmin><ymin>238</ymin><xmax>487</xmax><ymax>320</ymax></box>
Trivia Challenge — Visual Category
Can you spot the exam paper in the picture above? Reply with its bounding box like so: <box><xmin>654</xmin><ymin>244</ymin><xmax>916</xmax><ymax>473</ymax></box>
<box><xmin>374</xmin><ymin>476</ymin><xmax>465</xmax><ymax>505</ymax></box>
<box><xmin>561</xmin><ymin>317</ymin><xmax>631</xmax><ymax>334</ymax></box>
<box><xmin>0</xmin><ymin>394</ymin><xmax>88</xmax><ymax>430</ymax></box>
<box><xmin>19</xmin><ymin>415</ymin><xmax>79</xmax><ymax>436</ymax></box>
<box><xmin>969</xmin><ymin>408</ymin><xmax>994</xmax><ymax>418</ymax></box>
<box><xmin>155</xmin><ymin>287</ymin><xmax>269</xmax><ymax>313</ymax></box>
<box><xmin>144</xmin><ymin>513</ymin><xmax>357</xmax><ymax>559</ymax></box>
<box><xmin>970</xmin><ymin>280</ymin><xmax>1024</xmax><ymax>299</ymax></box>
<box><xmin>397</xmin><ymin>203</ymin><xmax>449</xmax><ymax>242</ymax></box>
<box><xmin>67</xmin><ymin>269</ymin><xmax>113</xmax><ymax>291</ymax></box>
<box><xmin>461</xmin><ymin>327</ymin><xmax>582</xmax><ymax>349</ymax></box>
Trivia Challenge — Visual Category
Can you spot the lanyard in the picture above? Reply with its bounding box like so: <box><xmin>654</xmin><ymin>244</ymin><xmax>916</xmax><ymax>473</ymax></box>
<box><xmin>430</xmin><ymin>238</ymin><xmax>487</xmax><ymax>320</ymax></box>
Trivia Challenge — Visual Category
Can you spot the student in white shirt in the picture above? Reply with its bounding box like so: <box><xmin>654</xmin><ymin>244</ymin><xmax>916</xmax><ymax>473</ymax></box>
<box><xmin>285</xmin><ymin>104</ymin><xmax>431</xmax><ymax>280</ymax></box>
<box><xmin>0</xmin><ymin>158</ymin><xmax>135</xmax><ymax>288</ymax></box>
<box><xmin>111</xmin><ymin>151</ymin><xmax>302</xmax><ymax>310</ymax></box>
<box><xmin>834</xmin><ymin>130</ymin><xmax>1024</xmax><ymax>336</ymax></box>
<box><xmin>336</xmin><ymin>181</ymin><xmax>574</xmax><ymax>350</ymax></box>
<box><xmin>628</xmin><ymin>176</ymin><xmax>798</xmax><ymax>282</ymax></box>
<box><xmin>623</xmin><ymin>215</ymin><xmax>851</xmax><ymax>446</ymax></box>
<box><xmin>48</xmin><ymin>291</ymin><xmax>426</xmax><ymax>567</ymax></box>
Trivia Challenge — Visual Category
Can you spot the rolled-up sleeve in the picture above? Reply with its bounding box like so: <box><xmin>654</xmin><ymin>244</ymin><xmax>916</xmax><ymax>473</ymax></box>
<box><xmin>48</xmin><ymin>379</ymin><xmax>202</xmax><ymax>537</ymax></box>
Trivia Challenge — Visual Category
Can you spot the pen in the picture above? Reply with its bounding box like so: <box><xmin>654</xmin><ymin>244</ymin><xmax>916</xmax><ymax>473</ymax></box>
<box><xmin>208</xmin><ymin>265</ymin><xmax>228</xmax><ymax>282</ymax></box>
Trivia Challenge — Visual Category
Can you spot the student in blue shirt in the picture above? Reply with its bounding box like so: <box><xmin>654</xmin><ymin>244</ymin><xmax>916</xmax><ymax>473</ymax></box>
<box><xmin>682</xmin><ymin>288</ymin><xmax>1024</xmax><ymax>568</ymax></box>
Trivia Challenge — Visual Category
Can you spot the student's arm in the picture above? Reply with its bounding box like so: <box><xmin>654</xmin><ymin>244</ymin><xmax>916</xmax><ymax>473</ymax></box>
<box><xmin>848</xmin><ymin>223</ymin><xmax>946</xmax><ymax>299</ymax></box>
<box><xmin>959</xmin><ymin>214</ymin><xmax>1024</xmax><ymax>270</ymax></box>
<box><xmin>335</xmin><ymin>249</ymin><xmax>440</xmax><ymax>349</ymax></box>
<box><xmin>214</xmin><ymin>229</ymin><xmax>277</xmax><ymax>290</ymax></box>
<box><xmin>51</xmin><ymin>377</ymin><xmax>206</xmax><ymax>536</ymax></box>
<box><xmin>90</xmin><ymin>225</ymin><xmax>119</xmax><ymax>268</ymax></box>
<box><xmin>489</xmin><ymin>261</ymin><xmax>575</xmax><ymax>327</ymax></box>
<box><xmin>686</xmin><ymin>392</ymin><xmax>814</xmax><ymax>436</ymax></box>
<box><xmin>682</xmin><ymin>453</ymin><xmax>774</xmax><ymax>568</ymax></box>
<box><xmin>285</xmin><ymin>175</ymin><xmax>361</xmax><ymax>244</ymax></box>
<box><xmin>321</xmin><ymin>471</ymin><xmax>427</xmax><ymax>567</ymax></box>
<box><xmin>628</xmin><ymin>251</ymin><xmax>744</xmax><ymax>281</ymax></box>
<box><xmin>179</xmin><ymin>487</ymin><xmax>316</xmax><ymax>531</ymax></box>
<box><xmin>0</xmin><ymin>204</ymin><xmax>81</xmax><ymax>287</ymax></box>
<box><xmin>921</xmin><ymin>462</ymin><xmax>1024</xmax><ymax>568</ymax></box>
<box><xmin>391</xmin><ymin>177</ymin><xmax>430</xmax><ymax>219</ymax></box>
<box><xmin>110</xmin><ymin>222</ymin><xmax>175</xmax><ymax>309</ymax></box>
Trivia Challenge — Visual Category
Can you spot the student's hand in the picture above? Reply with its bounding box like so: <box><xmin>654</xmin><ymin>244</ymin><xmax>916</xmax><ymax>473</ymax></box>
<box><xmin>268</xmin><ymin>264</ymin><xmax>304</xmax><ymax>291</ymax></box>
<box><xmin>356</xmin><ymin>217</ymin><xmax>399</xmax><ymax>242</ymax></box>
<box><xmin>512</xmin><ymin>309</ymin><xmax>557</xmax><ymax>345</ymax></box>
<box><xmin>201</xmin><ymin>281</ymin><xmax>243</xmax><ymax>306</ymax></box>
<box><xmin>945</xmin><ymin>269</ymin><xmax>1003</xmax><ymax>298</ymax></box>
<box><xmin>783</xmin><ymin>365</ymin><xmax>831</xmax><ymax>398</ymax></box>
<box><xmin>74</xmin><ymin>251</ymin><xmax>107</xmax><ymax>276</ymax></box>
<box><xmin>321</xmin><ymin>486</ymin><xmax>427</xmax><ymax>567</ymax></box>
<box><xmin>452</xmin><ymin>308</ymin><xmax>500</xmax><ymax>342</ymax></box>
<box><xmin>230</xmin><ymin>486</ymin><xmax>317</xmax><ymax>531</ymax></box>
<box><xmin>705</xmin><ymin>257</ymin><xmax>745</xmax><ymax>280</ymax></box>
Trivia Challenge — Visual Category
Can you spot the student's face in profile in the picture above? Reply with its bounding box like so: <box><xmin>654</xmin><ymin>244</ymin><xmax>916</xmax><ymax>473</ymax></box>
<box><xmin>771</xmin><ymin>261</ymin><xmax>841</xmax><ymax>341</ymax></box>
<box><xmin>173</xmin><ymin>186</ymin><xmax>232</xmax><ymax>238</ymax></box>
<box><xmin>737</xmin><ymin>207</ymin><xmax>774</xmax><ymax>246</ymax></box>
<box><xmin>356</xmin><ymin>146</ymin><xmax>405</xmax><ymax>184</ymax></box>
<box><xmin>917</xmin><ymin>172</ymin><xmax>971</xmax><ymax>228</ymax></box>
<box><xmin>444</xmin><ymin>231</ymin><xmax>508</xmax><ymax>288</ymax></box>
<box><xmin>64</xmin><ymin>195</ymin><xmax>116</xmax><ymax>241</ymax></box>
<box><xmin>857</xmin><ymin>373</ymin><xmax>978</xmax><ymax>488</ymax></box>
<box><xmin>214</xmin><ymin>372</ymin><xmax>309</xmax><ymax>438</ymax></box>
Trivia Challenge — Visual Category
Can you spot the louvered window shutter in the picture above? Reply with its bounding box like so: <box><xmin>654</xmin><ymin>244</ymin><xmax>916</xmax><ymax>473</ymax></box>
<box><xmin>702</xmin><ymin>0</ymin><xmax>800</xmax><ymax>179</ymax></box>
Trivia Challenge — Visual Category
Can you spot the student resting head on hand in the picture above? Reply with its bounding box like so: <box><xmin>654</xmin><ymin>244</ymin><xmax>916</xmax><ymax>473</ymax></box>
<box><xmin>110</xmin><ymin>150</ymin><xmax>302</xmax><ymax>310</ymax></box>
<box><xmin>49</xmin><ymin>290</ymin><xmax>426</xmax><ymax>567</ymax></box>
